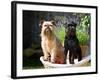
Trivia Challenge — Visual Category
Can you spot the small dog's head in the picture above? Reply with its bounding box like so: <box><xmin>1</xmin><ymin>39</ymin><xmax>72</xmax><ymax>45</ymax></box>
<box><xmin>39</xmin><ymin>20</ymin><xmax>56</xmax><ymax>36</ymax></box>
<box><xmin>65</xmin><ymin>21</ymin><xmax>77</xmax><ymax>37</ymax></box>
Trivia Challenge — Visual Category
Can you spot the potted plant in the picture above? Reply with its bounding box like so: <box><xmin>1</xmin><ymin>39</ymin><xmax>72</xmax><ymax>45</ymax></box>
<box><xmin>76</xmin><ymin>15</ymin><xmax>90</xmax><ymax>57</ymax></box>
<box><xmin>76</xmin><ymin>30</ymin><xmax>89</xmax><ymax>57</ymax></box>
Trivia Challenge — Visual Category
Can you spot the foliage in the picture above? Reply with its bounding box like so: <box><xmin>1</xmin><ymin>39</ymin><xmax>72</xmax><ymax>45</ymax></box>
<box><xmin>54</xmin><ymin>14</ymin><xmax>90</xmax><ymax>45</ymax></box>
<box><xmin>77</xmin><ymin>14</ymin><xmax>90</xmax><ymax>33</ymax></box>
<box><xmin>76</xmin><ymin>30</ymin><xmax>89</xmax><ymax>45</ymax></box>
<box><xmin>76</xmin><ymin>14</ymin><xmax>90</xmax><ymax>45</ymax></box>
<box><xmin>54</xmin><ymin>27</ymin><xmax>65</xmax><ymax>45</ymax></box>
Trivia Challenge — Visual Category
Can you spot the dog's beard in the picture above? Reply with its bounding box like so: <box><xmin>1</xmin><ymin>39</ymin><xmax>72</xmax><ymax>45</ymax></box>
<box><xmin>43</xmin><ymin>28</ymin><xmax>53</xmax><ymax>36</ymax></box>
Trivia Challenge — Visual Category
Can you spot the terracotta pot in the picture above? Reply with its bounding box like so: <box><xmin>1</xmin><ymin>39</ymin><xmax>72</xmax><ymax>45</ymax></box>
<box><xmin>80</xmin><ymin>45</ymin><xmax>89</xmax><ymax>57</ymax></box>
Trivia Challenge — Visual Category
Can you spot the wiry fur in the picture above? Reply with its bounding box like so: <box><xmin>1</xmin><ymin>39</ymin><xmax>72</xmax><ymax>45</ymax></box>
<box><xmin>64</xmin><ymin>22</ymin><xmax>82</xmax><ymax>64</ymax></box>
<box><xmin>40</xmin><ymin>20</ymin><xmax>65</xmax><ymax>64</ymax></box>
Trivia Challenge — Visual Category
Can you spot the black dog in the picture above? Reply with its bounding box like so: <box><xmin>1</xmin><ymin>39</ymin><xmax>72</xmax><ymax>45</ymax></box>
<box><xmin>64</xmin><ymin>22</ymin><xmax>82</xmax><ymax>64</ymax></box>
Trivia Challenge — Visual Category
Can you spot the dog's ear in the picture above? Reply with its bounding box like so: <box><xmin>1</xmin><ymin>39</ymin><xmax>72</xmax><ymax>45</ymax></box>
<box><xmin>51</xmin><ymin>21</ymin><xmax>56</xmax><ymax>26</ymax></box>
<box><xmin>39</xmin><ymin>20</ymin><xmax>44</xmax><ymax>27</ymax></box>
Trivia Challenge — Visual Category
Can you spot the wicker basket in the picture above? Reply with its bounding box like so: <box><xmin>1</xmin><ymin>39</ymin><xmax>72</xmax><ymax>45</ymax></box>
<box><xmin>40</xmin><ymin>56</ymin><xmax>90</xmax><ymax>68</ymax></box>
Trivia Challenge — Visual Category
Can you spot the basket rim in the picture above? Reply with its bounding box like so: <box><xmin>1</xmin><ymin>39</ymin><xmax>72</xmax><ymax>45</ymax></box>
<box><xmin>40</xmin><ymin>55</ymin><xmax>90</xmax><ymax>67</ymax></box>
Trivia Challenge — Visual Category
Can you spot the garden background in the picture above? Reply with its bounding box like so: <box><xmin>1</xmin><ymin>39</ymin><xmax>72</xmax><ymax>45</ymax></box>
<box><xmin>23</xmin><ymin>11</ymin><xmax>90</xmax><ymax>69</ymax></box>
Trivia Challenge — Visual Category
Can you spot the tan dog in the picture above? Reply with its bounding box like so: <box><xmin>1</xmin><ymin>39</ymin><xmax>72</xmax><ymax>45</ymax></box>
<box><xmin>40</xmin><ymin>20</ymin><xmax>65</xmax><ymax>64</ymax></box>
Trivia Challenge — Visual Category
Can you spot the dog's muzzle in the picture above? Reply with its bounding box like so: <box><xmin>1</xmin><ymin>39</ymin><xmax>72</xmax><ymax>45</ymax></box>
<box><xmin>44</xmin><ymin>27</ymin><xmax>52</xmax><ymax>35</ymax></box>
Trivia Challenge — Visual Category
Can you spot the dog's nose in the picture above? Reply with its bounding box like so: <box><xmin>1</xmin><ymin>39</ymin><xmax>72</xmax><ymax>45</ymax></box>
<box><xmin>47</xmin><ymin>25</ymin><xmax>49</xmax><ymax>28</ymax></box>
<box><xmin>46</xmin><ymin>26</ymin><xmax>50</xmax><ymax>30</ymax></box>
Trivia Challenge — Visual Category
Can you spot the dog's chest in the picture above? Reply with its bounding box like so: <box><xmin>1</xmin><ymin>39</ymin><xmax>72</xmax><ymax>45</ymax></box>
<box><xmin>67</xmin><ymin>39</ymin><xmax>77</xmax><ymax>48</ymax></box>
<box><xmin>42</xmin><ymin>37</ymin><xmax>56</xmax><ymax>53</ymax></box>
<box><xmin>46</xmin><ymin>40</ymin><xmax>54</xmax><ymax>52</ymax></box>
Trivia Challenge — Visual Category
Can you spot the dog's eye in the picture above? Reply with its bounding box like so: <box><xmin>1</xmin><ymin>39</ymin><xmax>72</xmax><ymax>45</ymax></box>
<box><xmin>44</xmin><ymin>25</ymin><xmax>53</xmax><ymax>27</ymax></box>
<box><xmin>44</xmin><ymin>25</ymin><xmax>48</xmax><ymax>27</ymax></box>
<box><xmin>49</xmin><ymin>25</ymin><xmax>53</xmax><ymax>27</ymax></box>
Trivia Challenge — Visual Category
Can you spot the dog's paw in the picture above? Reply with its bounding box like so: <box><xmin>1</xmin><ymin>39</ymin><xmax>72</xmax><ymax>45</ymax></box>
<box><xmin>51</xmin><ymin>59</ymin><xmax>56</xmax><ymax>63</ymax></box>
<box><xmin>44</xmin><ymin>58</ymin><xmax>48</xmax><ymax>61</ymax></box>
<box><xmin>43</xmin><ymin>57</ymin><xmax>50</xmax><ymax>61</ymax></box>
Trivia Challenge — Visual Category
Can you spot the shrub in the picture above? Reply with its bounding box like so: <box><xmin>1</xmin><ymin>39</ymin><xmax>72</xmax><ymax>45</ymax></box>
<box><xmin>54</xmin><ymin>26</ymin><xmax>89</xmax><ymax>46</ymax></box>
<box><xmin>76</xmin><ymin>30</ymin><xmax>89</xmax><ymax>45</ymax></box>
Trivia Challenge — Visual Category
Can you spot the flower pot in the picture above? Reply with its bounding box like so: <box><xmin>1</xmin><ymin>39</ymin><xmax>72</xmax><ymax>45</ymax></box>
<box><xmin>80</xmin><ymin>45</ymin><xmax>89</xmax><ymax>57</ymax></box>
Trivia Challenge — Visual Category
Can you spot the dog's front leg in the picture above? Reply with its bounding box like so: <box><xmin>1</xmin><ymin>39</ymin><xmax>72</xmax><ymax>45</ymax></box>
<box><xmin>44</xmin><ymin>52</ymin><xmax>50</xmax><ymax>61</ymax></box>
<box><xmin>71</xmin><ymin>53</ymin><xmax>75</xmax><ymax>64</ymax></box>
<box><xmin>51</xmin><ymin>51</ymin><xmax>56</xmax><ymax>63</ymax></box>
<box><xmin>41</xmin><ymin>43</ymin><xmax>50</xmax><ymax>61</ymax></box>
<box><xmin>43</xmin><ymin>50</ymin><xmax>50</xmax><ymax>61</ymax></box>
<box><xmin>69</xmin><ymin>52</ymin><xmax>74</xmax><ymax>64</ymax></box>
